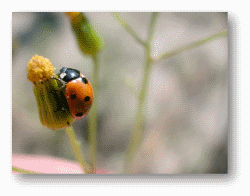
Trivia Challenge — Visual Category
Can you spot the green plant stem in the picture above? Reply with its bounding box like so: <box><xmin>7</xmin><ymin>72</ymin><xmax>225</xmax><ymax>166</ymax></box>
<box><xmin>12</xmin><ymin>166</ymin><xmax>43</xmax><ymax>174</ymax></box>
<box><xmin>147</xmin><ymin>12</ymin><xmax>159</xmax><ymax>42</ymax></box>
<box><xmin>124</xmin><ymin>12</ymin><xmax>159</xmax><ymax>174</ymax></box>
<box><xmin>156</xmin><ymin>29</ymin><xmax>228</xmax><ymax>62</ymax></box>
<box><xmin>113</xmin><ymin>13</ymin><xmax>227</xmax><ymax>174</ymax></box>
<box><xmin>88</xmin><ymin>54</ymin><xmax>100</xmax><ymax>173</ymax></box>
<box><xmin>65</xmin><ymin>126</ymin><xmax>90</xmax><ymax>174</ymax></box>
<box><xmin>112</xmin><ymin>12</ymin><xmax>147</xmax><ymax>46</ymax></box>
<box><xmin>124</xmin><ymin>49</ymin><xmax>152</xmax><ymax>173</ymax></box>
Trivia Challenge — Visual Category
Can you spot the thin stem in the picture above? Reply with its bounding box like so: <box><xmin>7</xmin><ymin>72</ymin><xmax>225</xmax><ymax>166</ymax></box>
<box><xmin>12</xmin><ymin>166</ymin><xmax>43</xmax><ymax>174</ymax></box>
<box><xmin>65</xmin><ymin>126</ymin><xmax>90</xmax><ymax>174</ymax></box>
<box><xmin>147</xmin><ymin>12</ymin><xmax>159</xmax><ymax>42</ymax></box>
<box><xmin>155</xmin><ymin>29</ymin><xmax>228</xmax><ymax>62</ymax></box>
<box><xmin>88</xmin><ymin>54</ymin><xmax>100</xmax><ymax>173</ymax></box>
<box><xmin>124</xmin><ymin>53</ymin><xmax>152</xmax><ymax>173</ymax></box>
<box><xmin>112</xmin><ymin>12</ymin><xmax>147</xmax><ymax>46</ymax></box>
<box><xmin>124</xmin><ymin>12</ymin><xmax>158</xmax><ymax>174</ymax></box>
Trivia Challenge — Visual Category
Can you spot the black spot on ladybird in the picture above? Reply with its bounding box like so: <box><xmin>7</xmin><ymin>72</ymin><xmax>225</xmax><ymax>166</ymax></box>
<box><xmin>71</xmin><ymin>94</ymin><xmax>76</xmax><ymax>99</ymax></box>
<box><xmin>76</xmin><ymin>113</ymin><xmax>83</xmax><ymax>117</ymax></box>
<box><xmin>82</xmin><ymin>77</ymin><xmax>88</xmax><ymax>84</ymax></box>
<box><xmin>84</xmin><ymin>96</ymin><xmax>90</xmax><ymax>102</ymax></box>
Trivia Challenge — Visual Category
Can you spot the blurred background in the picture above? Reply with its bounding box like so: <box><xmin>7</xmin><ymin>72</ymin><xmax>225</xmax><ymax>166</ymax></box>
<box><xmin>12</xmin><ymin>12</ymin><xmax>228</xmax><ymax>174</ymax></box>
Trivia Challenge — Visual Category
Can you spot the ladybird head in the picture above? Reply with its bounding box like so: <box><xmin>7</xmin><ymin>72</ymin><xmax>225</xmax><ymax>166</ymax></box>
<box><xmin>59</xmin><ymin>67</ymin><xmax>81</xmax><ymax>83</ymax></box>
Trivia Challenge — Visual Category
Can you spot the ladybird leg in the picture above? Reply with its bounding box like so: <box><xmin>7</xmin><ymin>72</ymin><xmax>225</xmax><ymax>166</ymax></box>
<box><xmin>49</xmin><ymin>77</ymin><xmax>67</xmax><ymax>93</ymax></box>
<box><xmin>53</xmin><ymin>106</ymin><xmax>66</xmax><ymax>113</ymax></box>
<box><xmin>52</xmin><ymin>91</ymin><xmax>69</xmax><ymax>113</ymax></box>
<box><xmin>54</xmin><ymin>84</ymin><xmax>66</xmax><ymax>92</ymax></box>
<box><xmin>51</xmin><ymin>76</ymin><xmax>67</xmax><ymax>85</ymax></box>
<box><xmin>49</xmin><ymin>86</ymin><xmax>65</xmax><ymax>94</ymax></box>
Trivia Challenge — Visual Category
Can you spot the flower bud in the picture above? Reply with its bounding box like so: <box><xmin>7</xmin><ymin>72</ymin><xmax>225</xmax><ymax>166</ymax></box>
<box><xmin>27</xmin><ymin>55</ymin><xmax>75</xmax><ymax>130</ymax></box>
<box><xmin>66</xmin><ymin>12</ymin><xmax>104</xmax><ymax>55</ymax></box>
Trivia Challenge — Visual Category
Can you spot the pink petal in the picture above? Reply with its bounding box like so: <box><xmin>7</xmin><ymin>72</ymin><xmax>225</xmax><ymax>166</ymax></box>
<box><xmin>12</xmin><ymin>154</ymin><xmax>84</xmax><ymax>174</ymax></box>
<box><xmin>12</xmin><ymin>154</ymin><xmax>113</xmax><ymax>174</ymax></box>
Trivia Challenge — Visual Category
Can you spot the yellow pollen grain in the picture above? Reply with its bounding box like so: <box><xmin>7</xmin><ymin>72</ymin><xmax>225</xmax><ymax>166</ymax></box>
<box><xmin>27</xmin><ymin>55</ymin><xmax>56</xmax><ymax>84</ymax></box>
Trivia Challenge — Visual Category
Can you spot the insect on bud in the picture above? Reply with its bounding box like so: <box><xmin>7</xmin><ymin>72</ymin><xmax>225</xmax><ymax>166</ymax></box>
<box><xmin>27</xmin><ymin>55</ymin><xmax>75</xmax><ymax>130</ymax></box>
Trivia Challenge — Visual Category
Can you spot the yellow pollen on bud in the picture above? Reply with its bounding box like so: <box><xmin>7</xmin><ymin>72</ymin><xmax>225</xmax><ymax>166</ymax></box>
<box><xmin>27</xmin><ymin>55</ymin><xmax>56</xmax><ymax>84</ymax></box>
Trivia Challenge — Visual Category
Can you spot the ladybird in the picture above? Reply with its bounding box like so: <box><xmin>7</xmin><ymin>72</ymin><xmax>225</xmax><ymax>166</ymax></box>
<box><xmin>55</xmin><ymin>67</ymin><xmax>93</xmax><ymax>120</ymax></box>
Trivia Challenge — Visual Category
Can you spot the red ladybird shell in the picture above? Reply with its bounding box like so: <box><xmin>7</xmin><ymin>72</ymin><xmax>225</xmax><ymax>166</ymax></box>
<box><xmin>65</xmin><ymin>77</ymin><xmax>93</xmax><ymax>120</ymax></box>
